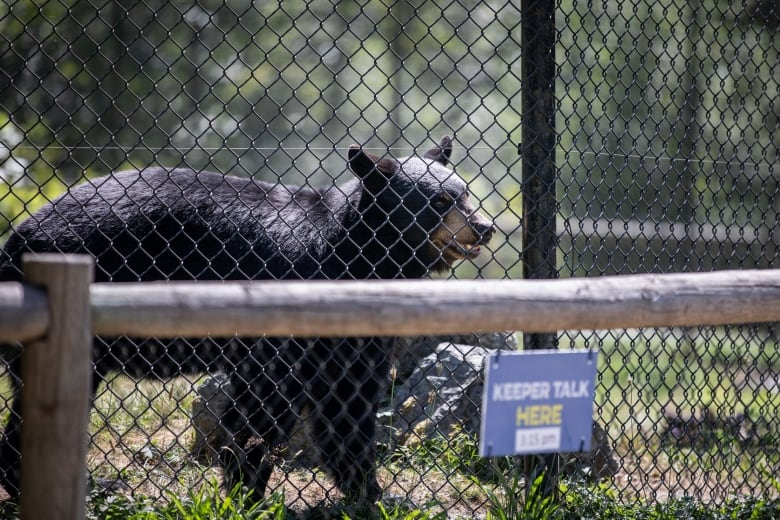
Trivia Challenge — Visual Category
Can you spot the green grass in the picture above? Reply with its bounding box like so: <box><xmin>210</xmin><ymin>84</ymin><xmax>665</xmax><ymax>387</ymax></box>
<box><xmin>86</xmin><ymin>482</ymin><xmax>451</xmax><ymax>520</ymax></box>
<box><xmin>75</xmin><ymin>474</ymin><xmax>780</xmax><ymax>520</ymax></box>
<box><xmin>560</xmin><ymin>479</ymin><xmax>780</xmax><ymax>519</ymax></box>
<box><xmin>87</xmin><ymin>481</ymin><xmax>287</xmax><ymax>520</ymax></box>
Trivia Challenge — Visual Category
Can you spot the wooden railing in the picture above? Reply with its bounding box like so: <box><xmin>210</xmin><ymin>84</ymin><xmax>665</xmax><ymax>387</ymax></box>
<box><xmin>3</xmin><ymin>253</ymin><xmax>780</xmax><ymax>518</ymax></box>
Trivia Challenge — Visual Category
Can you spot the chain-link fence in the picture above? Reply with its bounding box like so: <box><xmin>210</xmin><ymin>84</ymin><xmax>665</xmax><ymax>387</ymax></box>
<box><xmin>0</xmin><ymin>0</ymin><xmax>778</xmax><ymax>516</ymax></box>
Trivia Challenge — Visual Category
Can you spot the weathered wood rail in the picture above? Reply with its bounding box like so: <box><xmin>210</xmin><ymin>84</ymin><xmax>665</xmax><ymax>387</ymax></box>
<box><xmin>91</xmin><ymin>270</ymin><xmax>780</xmax><ymax>337</ymax></box>
<box><xmin>2</xmin><ymin>253</ymin><xmax>780</xmax><ymax>519</ymax></box>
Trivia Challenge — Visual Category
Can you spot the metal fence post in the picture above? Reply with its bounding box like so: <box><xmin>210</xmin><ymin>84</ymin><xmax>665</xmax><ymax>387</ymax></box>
<box><xmin>521</xmin><ymin>0</ymin><xmax>560</xmax><ymax>500</ymax></box>
<box><xmin>20</xmin><ymin>254</ymin><xmax>93</xmax><ymax>520</ymax></box>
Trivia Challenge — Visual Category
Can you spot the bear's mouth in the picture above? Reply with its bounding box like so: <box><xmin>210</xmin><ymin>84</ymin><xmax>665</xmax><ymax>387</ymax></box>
<box><xmin>434</xmin><ymin>238</ymin><xmax>485</xmax><ymax>261</ymax></box>
<box><xmin>449</xmin><ymin>240</ymin><xmax>483</xmax><ymax>259</ymax></box>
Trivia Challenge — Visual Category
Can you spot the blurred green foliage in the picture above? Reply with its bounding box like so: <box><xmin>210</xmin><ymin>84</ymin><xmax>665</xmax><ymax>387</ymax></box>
<box><xmin>0</xmin><ymin>176</ymin><xmax>68</xmax><ymax>239</ymax></box>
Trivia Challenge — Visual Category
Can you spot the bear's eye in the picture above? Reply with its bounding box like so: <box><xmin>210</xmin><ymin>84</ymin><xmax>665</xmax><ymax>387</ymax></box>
<box><xmin>432</xmin><ymin>195</ymin><xmax>452</xmax><ymax>211</ymax></box>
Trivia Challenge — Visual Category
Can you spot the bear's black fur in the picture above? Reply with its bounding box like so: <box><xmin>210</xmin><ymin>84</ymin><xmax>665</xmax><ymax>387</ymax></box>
<box><xmin>0</xmin><ymin>137</ymin><xmax>494</xmax><ymax>502</ymax></box>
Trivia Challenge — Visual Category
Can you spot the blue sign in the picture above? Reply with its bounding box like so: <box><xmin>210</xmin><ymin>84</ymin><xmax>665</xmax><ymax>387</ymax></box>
<box><xmin>479</xmin><ymin>349</ymin><xmax>598</xmax><ymax>457</ymax></box>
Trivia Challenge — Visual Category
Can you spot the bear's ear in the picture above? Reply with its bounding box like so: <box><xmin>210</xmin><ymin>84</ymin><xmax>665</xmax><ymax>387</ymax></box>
<box><xmin>348</xmin><ymin>145</ymin><xmax>397</xmax><ymax>187</ymax></box>
<box><xmin>423</xmin><ymin>135</ymin><xmax>453</xmax><ymax>166</ymax></box>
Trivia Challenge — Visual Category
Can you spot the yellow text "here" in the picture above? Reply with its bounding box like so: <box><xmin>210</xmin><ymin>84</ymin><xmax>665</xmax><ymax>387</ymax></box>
<box><xmin>516</xmin><ymin>404</ymin><xmax>563</xmax><ymax>426</ymax></box>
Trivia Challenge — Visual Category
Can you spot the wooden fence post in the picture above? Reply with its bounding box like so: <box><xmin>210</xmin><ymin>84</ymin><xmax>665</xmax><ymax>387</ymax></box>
<box><xmin>20</xmin><ymin>254</ymin><xmax>93</xmax><ymax>520</ymax></box>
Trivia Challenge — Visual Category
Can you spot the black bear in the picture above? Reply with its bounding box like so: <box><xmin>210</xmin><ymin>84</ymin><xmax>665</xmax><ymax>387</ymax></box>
<box><xmin>0</xmin><ymin>136</ymin><xmax>494</xmax><ymax>502</ymax></box>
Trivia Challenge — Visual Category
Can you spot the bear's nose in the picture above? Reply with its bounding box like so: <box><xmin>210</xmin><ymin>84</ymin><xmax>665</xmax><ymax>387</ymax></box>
<box><xmin>471</xmin><ymin>216</ymin><xmax>496</xmax><ymax>243</ymax></box>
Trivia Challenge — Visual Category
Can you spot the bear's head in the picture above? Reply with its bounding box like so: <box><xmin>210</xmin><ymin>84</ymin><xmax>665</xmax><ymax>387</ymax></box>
<box><xmin>348</xmin><ymin>136</ymin><xmax>495</xmax><ymax>273</ymax></box>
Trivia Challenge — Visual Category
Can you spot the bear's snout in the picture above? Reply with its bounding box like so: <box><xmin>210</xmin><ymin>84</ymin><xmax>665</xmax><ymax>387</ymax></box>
<box><xmin>469</xmin><ymin>213</ymin><xmax>496</xmax><ymax>244</ymax></box>
<box><xmin>430</xmin><ymin>201</ymin><xmax>496</xmax><ymax>265</ymax></box>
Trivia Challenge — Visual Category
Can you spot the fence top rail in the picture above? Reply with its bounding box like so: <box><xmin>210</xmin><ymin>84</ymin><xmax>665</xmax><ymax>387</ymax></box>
<box><xmin>89</xmin><ymin>269</ymin><xmax>780</xmax><ymax>338</ymax></box>
<box><xmin>0</xmin><ymin>282</ymin><xmax>49</xmax><ymax>342</ymax></box>
<box><xmin>2</xmin><ymin>265</ymin><xmax>779</xmax><ymax>341</ymax></box>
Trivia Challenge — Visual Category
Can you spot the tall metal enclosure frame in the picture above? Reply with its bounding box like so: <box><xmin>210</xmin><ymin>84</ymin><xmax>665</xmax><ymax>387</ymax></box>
<box><xmin>521</xmin><ymin>0</ymin><xmax>561</xmax><ymax>498</ymax></box>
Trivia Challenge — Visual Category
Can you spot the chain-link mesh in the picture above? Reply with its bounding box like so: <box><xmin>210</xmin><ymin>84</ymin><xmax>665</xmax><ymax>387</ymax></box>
<box><xmin>557</xmin><ymin>0</ymin><xmax>779</xmax><ymax>505</ymax></box>
<box><xmin>0</xmin><ymin>0</ymin><xmax>778</xmax><ymax>515</ymax></box>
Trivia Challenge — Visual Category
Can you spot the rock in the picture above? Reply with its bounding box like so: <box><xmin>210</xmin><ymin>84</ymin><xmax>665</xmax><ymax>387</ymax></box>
<box><xmin>392</xmin><ymin>332</ymin><xmax>517</xmax><ymax>383</ymax></box>
<box><xmin>381</xmin><ymin>343</ymin><xmax>491</xmax><ymax>446</ymax></box>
